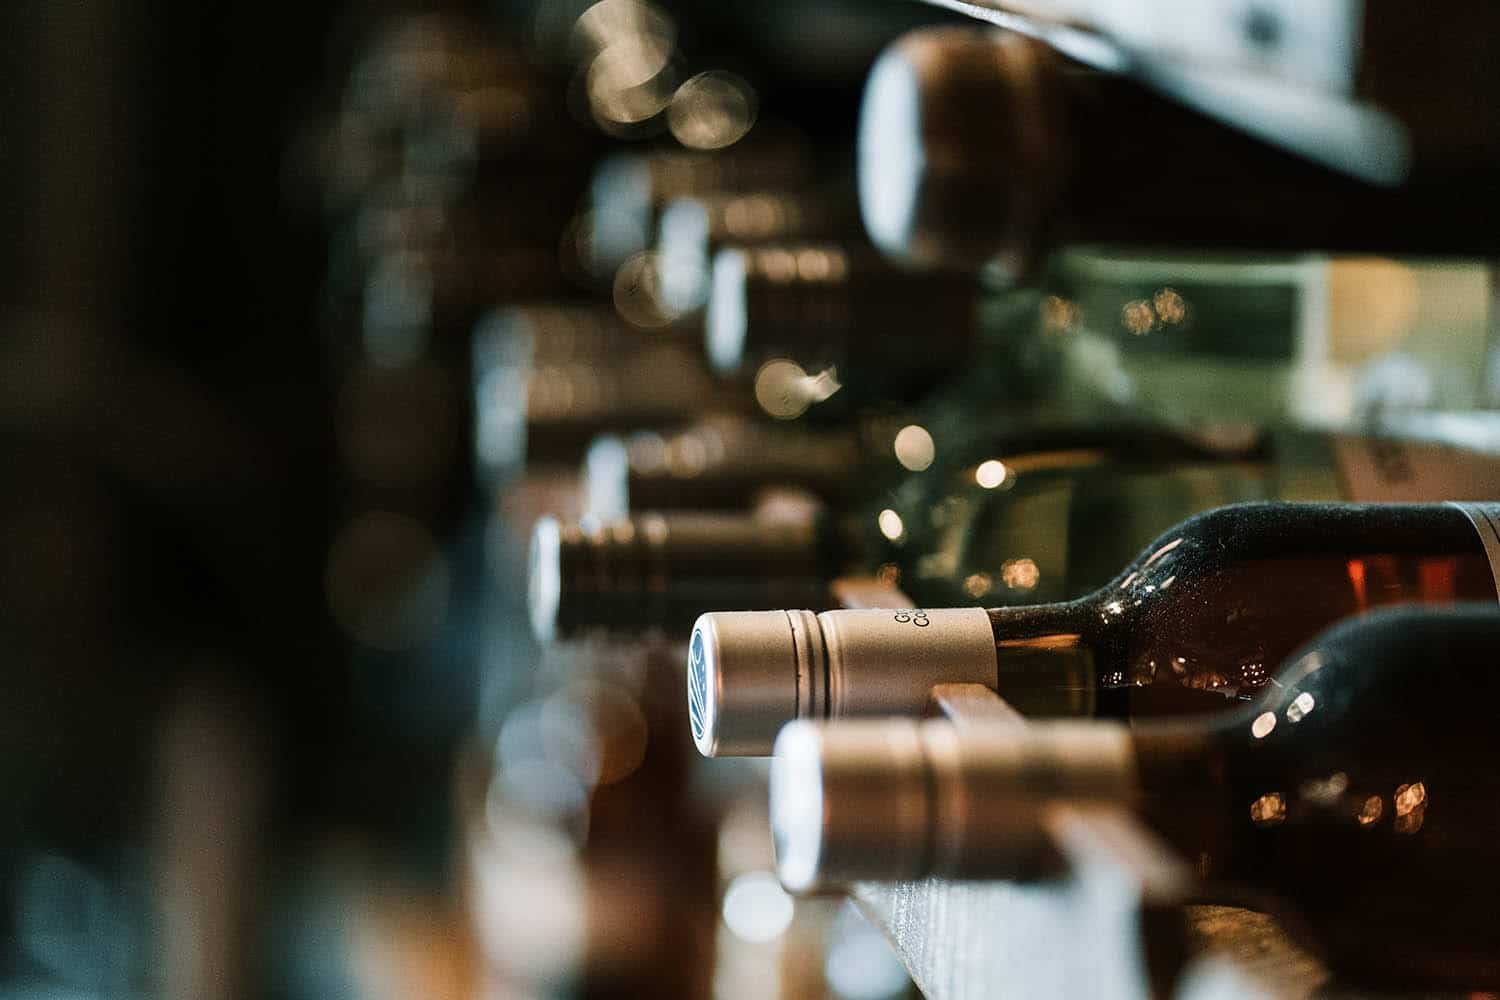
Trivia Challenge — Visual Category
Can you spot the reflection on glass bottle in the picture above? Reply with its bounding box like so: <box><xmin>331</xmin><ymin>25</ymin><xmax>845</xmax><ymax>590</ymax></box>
<box><xmin>883</xmin><ymin>427</ymin><xmax>1500</xmax><ymax>607</ymax></box>
<box><xmin>691</xmin><ymin>501</ymin><xmax>1500</xmax><ymax>754</ymax></box>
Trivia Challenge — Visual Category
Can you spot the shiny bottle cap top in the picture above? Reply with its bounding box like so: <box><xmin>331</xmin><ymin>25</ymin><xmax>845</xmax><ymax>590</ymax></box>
<box><xmin>689</xmin><ymin>610</ymin><xmax>817</xmax><ymax>758</ymax></box>
<box><xmin>706</xmin><ymin>248</ymin><xmax>751</xmax><ymax>372</ymax></box>
<box><xmin>859</xmin><ymin>27</ymin><xmax>1063</xmax><ymax>278</ymax></box>
<box><xmin>528</xmin><ymin>516</ymin><xmax>565</xmax><ymax>643</ymax></box>
<box><xmin>581</xmin><ymin>433</ymin><xmax>632</xmax><ymax>520</ymax></box>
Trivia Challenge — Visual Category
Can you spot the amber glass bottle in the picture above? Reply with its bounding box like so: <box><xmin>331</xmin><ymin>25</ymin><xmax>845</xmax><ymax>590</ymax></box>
<box><xmin>690</xmin><ymin>501</ymin><xmax>1500</xmax><ymax>754</ymax></box>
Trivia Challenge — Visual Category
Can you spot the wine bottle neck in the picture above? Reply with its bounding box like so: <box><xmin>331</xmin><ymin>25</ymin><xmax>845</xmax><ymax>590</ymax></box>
<box><xmin>986</xmin><ymin>601</ymin><xmax>1105</xmax><ymax>716</ymax></box>
<box><xmin>1128</xmin><ymin>724</ymin><xmax>1236</xmax><ymax>875</ymax></box>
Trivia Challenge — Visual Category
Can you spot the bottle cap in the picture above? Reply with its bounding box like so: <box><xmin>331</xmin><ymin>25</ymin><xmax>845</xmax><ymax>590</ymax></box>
<box><xmin>688</xmin><ymin>607</ymin><xmax>999</xmax><ymax>757</ymax></box>
<box><xmin>769</xmin><ymin>718</ymin><xmax>1136</xmax><ymax>891</ymax></box>
<box><xmin>858</xmin><ymin>28</ymin><xmax>1064</xmax><ymax>278</ymax></box>
<box><xmin>528</xmin><ymin>513</ymin><xmax>829</xmax><ymax>642</ymax></box>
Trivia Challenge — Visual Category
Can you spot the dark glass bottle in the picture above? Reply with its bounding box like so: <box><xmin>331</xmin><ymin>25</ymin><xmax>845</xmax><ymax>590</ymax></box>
<box><xmin>704</xmin><ymin>241</ymin><xmax>982</xmax><ymax>407</ymax></box>
<box><xmin>580</xmin><ymin>414</ymin><xmax>874</xmax><ymax>518</ymax></box>
<box><xmin>575</xmin><ymin>405</ymin><xmax>1197</xmax><ymax>520</ymax></box>
<box><xmin>546</xmin><ymin>426</ymin><xmax>1500</xmax><ymax>645</ymax></box>
<box><xmin>534</xmin><ymin>424</ymin><xmax>1270</xmax><ymax>641</ymax></box>
<box><xmin>527</xmin><ymin>505</ymin><xmax>837</xmax><ymax>642</ymax></box>
<box><xmin>1131</xmin><ymin>604</ymin><xmax>1500</xmax><ymax>987</ymax></box>
<box><xmin>586</xmin><ymin>134</ymin><xmax>814</xmax><ymax>282</ymax></box>
<box><xmin>470</xmin><ymin>304</ymin><xmax>740</xmax><ymax>489</ymax></box>
<box><xmin>769</xmin><ymin>604</ymin><xmax>1500</xmax><ymax>988</ymax></box>
<box><xmin>860</xmin><ymin>27</ymin><xmax>1500</xmax><ymax>278</ymax></box>
<box><xmin>690</xmin><ymin>501</ymin><xmax>1500</xmax><ymax>754</ymax></box>
<box><xmin>655</xmin><ymin>187</ymin><xmax>864</xmax><ymax>316</ymax></box>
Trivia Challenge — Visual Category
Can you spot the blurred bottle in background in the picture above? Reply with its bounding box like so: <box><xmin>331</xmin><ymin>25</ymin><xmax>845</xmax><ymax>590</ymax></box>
<box><xmin>14</xmin><ymin>0</ymin><xmax>1500</xmax><ymax>996</ymax></box>
<box><xmin>859</xmin><ymin>27</ymin><xmax>1500</xmax><ymax>280</ymax></box>
<box><xmin>535</xmin><ymin>418</ymin><xmax>1500</xmax><ymax>639</ymax></box>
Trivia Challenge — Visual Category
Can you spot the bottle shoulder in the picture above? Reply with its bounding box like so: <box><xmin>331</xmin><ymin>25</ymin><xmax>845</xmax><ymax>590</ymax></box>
<box><xmin>1072</xmin><ymin>502</ymin><xmax>1495</xmax><ymax>708</ymax></box>
<box><xmin>1117</xmin><ymin>501</ymin><xmax>1480</xmax><ymax>576</ymax></box>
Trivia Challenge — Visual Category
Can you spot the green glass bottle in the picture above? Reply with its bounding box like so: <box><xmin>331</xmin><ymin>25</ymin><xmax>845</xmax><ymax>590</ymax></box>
<box><xmin>535</xmin><ymin>425</ymin><xmax>1500</xmax><ymax>643</ymax></box>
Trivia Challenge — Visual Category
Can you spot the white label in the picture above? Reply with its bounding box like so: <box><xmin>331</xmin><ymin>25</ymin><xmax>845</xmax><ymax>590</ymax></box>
<box><xmin>1007</xmin><ymin>0</ymin><xmax>1362</xmax><ymax>93</ymax></box>
<box><xmin>1335</xmin><ymin>438</ymin><xmax>1500</xmax><ymax>502</ymax></box>
<box><xmin>1448</xmin><ymin>502</ymin><xmax>1500</xmax><ymax>597</ymax></box>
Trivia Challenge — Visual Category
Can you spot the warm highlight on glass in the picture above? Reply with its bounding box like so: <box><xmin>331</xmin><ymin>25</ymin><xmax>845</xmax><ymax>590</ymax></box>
<box><xmin>769</xmin><ymin>604</ymin><xmax>1500</xmax><ymax>988</ymax></box>
<box><xmin>690</xmin><ymin>502</ymin><xmax>1500</xmax><ymax>755</ymax></box>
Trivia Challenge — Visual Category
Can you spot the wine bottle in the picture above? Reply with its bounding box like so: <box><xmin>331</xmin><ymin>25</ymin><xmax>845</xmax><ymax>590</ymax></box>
<box><xmin>705</xmin><ymin>242</ymin><xmax>982</xmax><ymax>405</ymax></box>
<box><xmin>528</xmin><ymin>505</ymin><xmax>836</xmax><ymax>643</ymax></box>
<box><xmin>655</xmin><ymin>187</ymin><xmax>863</xmax><ymax>316</ymax></box>
<box><xmin>710</xmin><ymin>236</ymin><xmax>1496</xmax><ymax>429</ymax></box>
<box><xmin>545</xmin><ymin>429</ymin><xmax>1500</xmax><ymax>641</ymax></box>
<box><xmin>768</xmin><ymin>603</ymin><xmax>1500</xmax><ymax>987</ymax></box>
<box><xmin>689</xmin><ymin>501</ymin><xmax>1500</xmax><ymax>755</ymax></box>
<box><xmin>324</xmin><ymin>17</ymin><xmax>596</xmax><ymax>210</ymax></box>
<box><xmin>581</xmin><ymin>414</ymin><xmax>876</xmax><ymax>518</ymax></box>
<box><xmin>470</xmin><ymin>304</ymin><xmax>739</xmax><ymax>487</ymax></box>
<box><xmin>859</xmin><ymin>27</ymin><xmax>1500</xmax><ymax>279</ymax></box>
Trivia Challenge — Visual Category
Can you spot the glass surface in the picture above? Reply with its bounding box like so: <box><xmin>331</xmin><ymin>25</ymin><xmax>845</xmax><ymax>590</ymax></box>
<box><xmin>1132</xmin><ymin>607</ymin><xmax>1500</xmax><ymax>986</ymax></box>
<box><xmin>986</xmin><ymin>503</ymin><xmax>1499</xmax><ymax>716</ymax></box>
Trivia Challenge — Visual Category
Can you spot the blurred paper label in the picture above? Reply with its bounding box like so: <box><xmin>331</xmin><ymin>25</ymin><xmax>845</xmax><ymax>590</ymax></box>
<box><xmin>1334</xmin><ymin>438</ymin><xmax>1500</xmax><ymax>501</ymax></box>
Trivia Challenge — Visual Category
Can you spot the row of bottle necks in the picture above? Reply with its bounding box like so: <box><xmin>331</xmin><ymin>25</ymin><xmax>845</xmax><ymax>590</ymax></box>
<box><xmin>495</xmin><ymin>252</ymin><xmax>1500</xmax><ymax>988</ymax></box>
<box><xmin>514</xmin><ymin>412</ymin><xmax>1500</xmax><ymax>988</ymax></box>
<box><xmin>500</xmin><ymin>283</ymin><xmax>1500</xmax><ymax>988</ymax></box>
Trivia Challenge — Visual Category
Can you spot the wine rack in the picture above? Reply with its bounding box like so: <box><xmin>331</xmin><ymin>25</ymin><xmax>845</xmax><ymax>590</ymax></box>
<box><xmin>9</xmin><ymin>2</ymin><xmax>1500</xmax><ymax>997</ymax></box>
